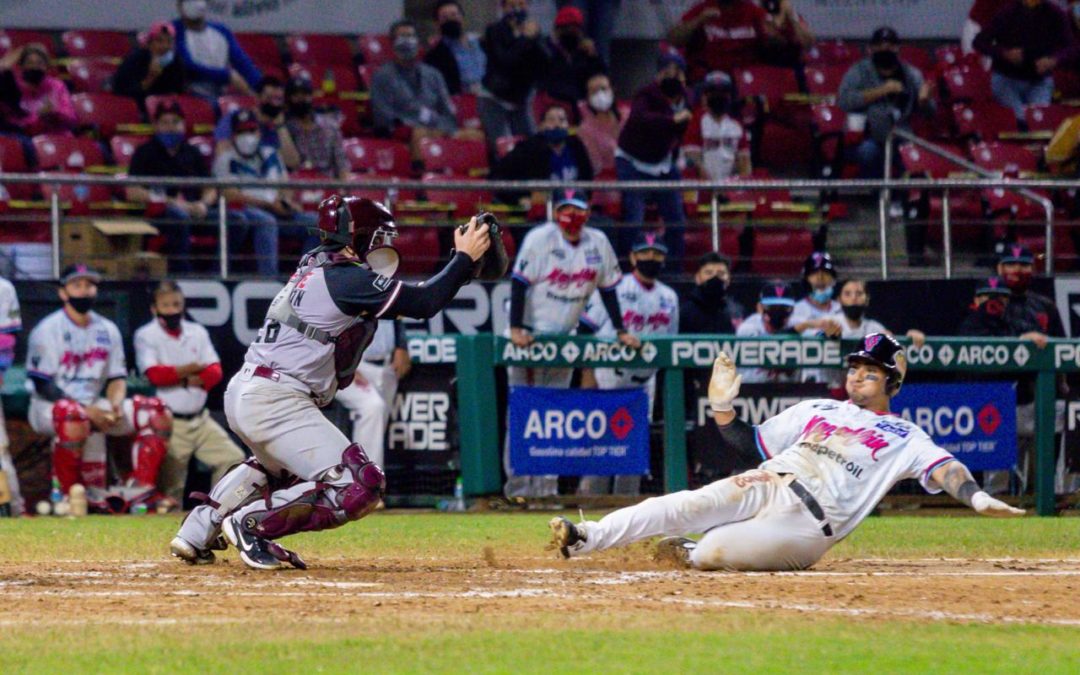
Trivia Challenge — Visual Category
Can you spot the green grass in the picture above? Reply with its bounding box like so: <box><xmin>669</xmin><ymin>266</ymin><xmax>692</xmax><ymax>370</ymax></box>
<box><xmin>1</xmin><ymin>513</ymin><xmax>1078</xmax><ymax>673</ymax></box>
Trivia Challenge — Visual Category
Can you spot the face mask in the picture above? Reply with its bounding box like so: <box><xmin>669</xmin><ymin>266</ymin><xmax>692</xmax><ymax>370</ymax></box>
<box><xmin>810</xmin><ymin>286</ymin><xmax>834</xmax><ymax>304</ymax></box>
<box><xmin>260</xmin><ymin>102</ymin><xmax>283</xmax><ymax>119</ymax></box>
<box><xmin>558</xmin><ymin>32</ymin><xmax>581</xmax><ymax>52</ymax></box>
<box><xmin>541</xmin><ymin>127</ymin><xmax>569</xmax><ymax>145</ymax></box>
<box><xmin>659</xmin><ymin>76</ymin><xmax>683</xmax><ymax>99</ymax></box>
<box><xmin>234</xmin><ymin>132</ymin><xmax>260</xmax><ymax>157</ymax></box>
<box><xmin>841</xmin><ymin>304</ymin><xmax>868</xmax><ymax>321</ymax></box>
<box><xmin>556</xmin><ymin>209</ymin><xmax>587</xmax><ymax>238</ymax></box>
<box><xmin>699</xmin><ymin>275</ymin><xmax>726</xmax><ymax>302</ymax></box>
<box><xmin>509</xmin><ymin>9</ymin><xmax>528</xmax><ymax>23</ymax></box>
<box><xmin>181</xmin><ymin>0</ymin><xmax>208</xmax><ymax>21</ymax></box>
<box><xmin>67</xmin><ymin>296</ymin><xmax>95</xmax><ymax>315</ymax></box>
<box><xmin>706</xmin><ymin>93</ymin><xmax>730</xmax><ymax>116</ymax></box>
<box><xmin>872</xmin><ymin>49</ymin><xmax>900</xmax><ymax>73</ymax></box>
<box><xmin>441</xmin><ymin>20</ymin><xmax>463</xmax><ymax>40</ymax></box>
<box><xmin>158</xmin><ymin>50</ymin><xmax>175</xmax><ymax>67</ymax></box>
<box><xmin>158</xmin><ymin>312</ymin><xmax>183</xmax><ymax>331</ymax></box>
<box><xmin>981</xmin><ymin>297</ymin><xmax>1008</xmax><ymax>317</ymax></box>
<box><xmin>635</xmin><ymin>259</ymin><xmax>663</xmax><ymax>280</ymax></box>
<box><xmin>393</xmin><ymin>36</ymin><xmax>419</xmax><ymax>60</ymax></box>
<box><xmin>764</xmin><ymin>308</ymin><xmax>791</xmax><ymax>331</ymax></box>
<box><xmin>21</xmin><ymin>69</ymin><xmax>45</xmax><ymax>86</ymax></box>
<box><xmin>589</xmin><ymin>88</ymin><xmax>613</xmax><ymax>112</ymax></box>
<box><xmin>288</xmin><ymin>101</ymin><xmax>312</xmax><ymax>118</ymax></box>
<box><xmin>156</xmin><ymin>131</ymin><xmax>185</xmax><ymax>150</ymax></box>
<box><xmin>1001</xmin><ymin>267</ymin><xmax>1033</xmax><ymax>293</ymax></box>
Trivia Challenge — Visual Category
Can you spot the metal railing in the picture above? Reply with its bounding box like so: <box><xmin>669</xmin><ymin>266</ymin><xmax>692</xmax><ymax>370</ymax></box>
<box><xmin>0</xmin><ymin>170</ymin><xmax>1072</xmax><ymax>279</ymax></box>
<box><xmin>884</xmin><ymin>127</ymin><xmax>1055</xmax><ymax>279</ymax></box>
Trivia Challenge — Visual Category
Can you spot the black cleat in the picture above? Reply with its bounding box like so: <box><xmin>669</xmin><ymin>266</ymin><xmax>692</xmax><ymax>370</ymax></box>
<box><xmin>170</xmin><ymin>536</ymin><xmax>216</xmax><ymax>565</ymax></box>
<box><xmin>222</xmin><ymin>516</ymin><xmax>282</xmax><ymax>570</ymax></box>
<box><xmin>548</xmin><ymin>517</ymin><xmax>586</xmax><ymax>559</ymax></box>
<box><xmin>653</xmin><ymin>537</ymin><xmax>696</xmax><ymax>569</ymax></box>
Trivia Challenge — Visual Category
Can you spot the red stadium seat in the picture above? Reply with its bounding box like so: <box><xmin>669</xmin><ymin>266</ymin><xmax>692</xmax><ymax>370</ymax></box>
<box><xmin>804</xmin><ymin>40</ymin><xmax>859</xmax><ymax>68</ymax></box>
<box><xmin>218</xmin><ymin>95</ymin><xmax>257</xmax><ymax>118</ymax></box>
<box><xmin>392</xmin><ymin>225</ymin><xmax>441</xmax><ymax>275</ymax></box>
<box><xmin>72</xmin><ymin>93</ymin><xmax>141</xmax><ymax>138</ymax></box>
<box><xmin>750</xmin><ymin>228</ymin><xmax>812</xmax><ymax>275</ymax></box>
<box><xmin>65</xmin><ymin>58</ymin><xmax>119</xmax><ymax>93</ymax></box>
<box><xmin>898</xmin><ymin>142</ymin><xmax>967</xmax><ymax>178</ymax></box>
<box><xmin>969</xmin><ymin>142</ymin><xmax>1040</xmax><ymax>175</ymax></box>
<box><xmin>934</xmin><ymin>44</ymin><xmax>964</xmax><ymax>70</ymax></box>
<box><xmin>418</xmin><ymin>136</ymin><xmax>488</xmax><ymax>177</ymax></box>
<box><xmin>146</xmin><ymin>94</ymin><xmax>216</xmax><ymax>131</ymax></box>
<box><xmin>940</xmin><ymin>66</ymin><xmax>992</xmax><ymax>103</ymax></box>
<box><xmin>0</xmin><ymin>135</ymin><xmax>33</xmax><ymax>199</ymax></box>
<box><xmin>1024</xmin><ymin>104</ymin><xmax>1076</xmax><ymax>133</ymax></box>
<box><xmin>110</xmin><ymin>134</ymin><xmax>149</xmax><ymax>168</ymax></box>
<box><xmin>291</xmin><ymin>167</ymin><xmax>335</xmax><ymax>211</ymax></box>
<box><xmin>287</xmin><ymin>63</ymin><xmax>361</xmax><ymax>95</ymax></box>
<box><xmin>952</xmin><ymin>101</ymin><xmax>1017</xmax><ymax>141</ymax></box>
<box><xmin>421</xmin><ymin>173</ymin><xmax>493</xmax><ymax>217</ymax></box>
<box><xmin>898</xmin><ymin>45</ymin><xmax>934</xmax><ymax>76</ymax></box>
<box><xmin>357</xmin><ymin>34</ymin><xmax>394</xmax><ymax>68</ymax></box>
<box><xmin>0</xmin><ymin>30</ymin><xmax>55</xmax><ymax>57</ymax></box>
<box><xmin>41</xmin><ymin>182</ymin><xmax>115</xmax><ymax>204</ymax></box>
<box><xmin>323</xmin><ymin>97</ymin><xmax>371</xmax><ymax>137</ymax></box>
<box><xmin>343</xmin><ymin>137</ymin><xmax>412</xmax><ymax>177</ymax></box>
<box><xmin>453</xmin><ymin>93</ymin><xmax>481</xmax><ymax>131</ymax></box>
<box><xmin>734</xmin><ymin>65</ymin><xmax>799</xmax><ymax>112</ymax></box>
<box><xmin>235</xmin><ymin>33</ymin><xmax>283</xmax><ymax>71</ymax></box>
<box><xmin>32</xmin><ymin>135</ymin><xmax>105</xmax><ymax>171</ymax></box>
<box><xmin>287</xmin><ymin>33</ymin><xmax>355</xmax><ymax>66</ymax></box>
<box><xmin>61</xmin><ymin>30</ymin><xmax>131</xmax><ymax>59</ymax></box>
<box><xmin>804</xmin><ymin>65</ymin><xmax>845</xmax><ymax>99</ymax></box>
<box><xmin>810</xmin><ymin>103</ymin><xmax>856</xmax><ymax>179</ymax></box>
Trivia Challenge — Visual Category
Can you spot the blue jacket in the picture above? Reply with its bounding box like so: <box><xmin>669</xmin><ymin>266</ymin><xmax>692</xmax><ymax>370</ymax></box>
<box><xmin>173</xmin><ymin>20</ymin><xmax>261</xmax><ymax>89</ymax></box>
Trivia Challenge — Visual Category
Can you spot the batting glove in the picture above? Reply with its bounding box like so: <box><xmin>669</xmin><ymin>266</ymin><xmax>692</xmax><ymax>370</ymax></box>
<box><xmin>971</xmin><ymin>491</ymin><xmax>1025</xmax><ymax>517</ymax></box>
<box><xmin>708</xmin><ymin>352</ymin><xmax>742</xmax><ymax>413</ymax></box>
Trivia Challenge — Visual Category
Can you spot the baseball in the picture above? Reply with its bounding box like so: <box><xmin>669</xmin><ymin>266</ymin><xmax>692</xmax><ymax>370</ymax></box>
<box><xmin>53</xmin><ymin>500</ymin><xmax>71</xmax><ymax>517</ymax></box>
<box><xmin>35</xmin><ymin>500</ymin><xmax>51</xmax><ymax>516</ymax></box>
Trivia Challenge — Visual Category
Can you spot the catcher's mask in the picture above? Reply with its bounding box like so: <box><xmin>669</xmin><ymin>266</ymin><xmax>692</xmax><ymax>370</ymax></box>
<box><xmin>316</xmin><ymin>195</ymin><xmax>401</xmax><ymax>277</ymax></box>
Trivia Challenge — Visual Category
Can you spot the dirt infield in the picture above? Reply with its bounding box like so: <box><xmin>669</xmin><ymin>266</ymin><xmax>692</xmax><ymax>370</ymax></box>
<box><xmin>3</xmin><ymin>552</ymin><xmax>1079</xmax><ymax>628</ymax></box>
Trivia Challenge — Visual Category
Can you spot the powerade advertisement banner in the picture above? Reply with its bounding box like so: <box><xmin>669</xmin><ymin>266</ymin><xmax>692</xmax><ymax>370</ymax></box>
<box><xmin>508</xmin><ymin>387</ymin><xmax>649</xmax><ymax>476</ymax></box>
<box><xmin>892</xmin><ymin>384</ymin><xmax>1017</xmax><ymax>471</ymax></box>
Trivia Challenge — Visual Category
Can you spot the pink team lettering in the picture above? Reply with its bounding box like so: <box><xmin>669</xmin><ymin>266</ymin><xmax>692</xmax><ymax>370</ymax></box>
<box><xmin>59</xmin><ymin>347</ymin><xmax>110</xmax><ymax>368</ymax></box>
<box><xmin>623</xmin><ymin>310</ymin><xmax>672</xmax><ymax>332</ymax></box>
<box><xmin>544</xmin><ymin>268</ymin><xmax>598</xmax><ymax>290</ymax></box>
<box><xmin>801</xmin><ymin>415</ymin><xmax>890</xmax><ymax>458</ymax></box>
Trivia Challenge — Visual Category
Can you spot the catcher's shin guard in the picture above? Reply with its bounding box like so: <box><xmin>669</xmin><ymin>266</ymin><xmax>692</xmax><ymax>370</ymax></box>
<box><xmin>176</xmin><ymin>458</ymin><xmax>271</xmax><ymax>550</ymax></box>
<box><xmin>51</xmin><ymin>399</ymin><xmax>91</xmax><ymax>493</ymax></box>
<box><xmin>129</xmin><ymin>396</ymin><xmax>171</xmax><ymax>486</ymax></box>
<box><xmin>239</xmin><ymin>443</ymin><xmax>385</xmax><ymax>540</ymax></box>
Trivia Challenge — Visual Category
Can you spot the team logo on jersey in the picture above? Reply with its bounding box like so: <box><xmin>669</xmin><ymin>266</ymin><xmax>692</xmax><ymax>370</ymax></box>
<box><xmin>95</xmin><ymin>330</ymin><xmax>110</xmax><ymax>345</ymax></box>
<box><xmin>875</xmin><ymin>420</ymin><xmax>910</xmax><ymax>438</ymax></box>
<box><xmin>586</xmin><ymin>254</ymin><xmax>602</xmax><ymax>265</ymax></box>
<box><xmin>544</xmin><ymin>268</ymin><xmax>598</xmax><ymax>289</ymax></box>
<box><xmin>373</xmin><ymin>275</ymin><xmax>393</xmax><ymax>291</ymax></box>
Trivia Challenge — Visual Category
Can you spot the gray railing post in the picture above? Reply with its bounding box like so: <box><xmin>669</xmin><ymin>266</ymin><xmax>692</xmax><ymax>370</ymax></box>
<box><xmin>710</xmin><ymin>191</ymin><xmax>719</xmax><ymax>252</ymax></box>
<box><xmin>1044</xmin><ymin>200</ymin><xmax>1054</xmax><ymax>275</ymax></box>
<box><xmin>218</xmin><ymin>194</ymin><xmax>228</xmax><ymax>280</ymax></box>
<box><xmin>50</xmin><ymin>188</ymin><xmax>61</xmax><ymax>279</ymax></box>
<box><xmin>880</xmin><ymin>132</ymin><xmax>893</xmax><ymax>279</ymax></box>
<box><xmin>942</xmin><ymin>189</ymin><xmax>952</xmax><ymax>279</ymax></box>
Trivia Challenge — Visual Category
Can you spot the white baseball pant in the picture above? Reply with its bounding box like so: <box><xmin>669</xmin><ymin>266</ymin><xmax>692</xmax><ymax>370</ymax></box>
<box><xmin>0</xmin><ymin>402</ymin><xmax>23</xmax><ymax>516</ymax></box>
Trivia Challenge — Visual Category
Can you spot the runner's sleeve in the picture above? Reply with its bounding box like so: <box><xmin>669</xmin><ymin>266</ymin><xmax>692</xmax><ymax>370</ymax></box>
<box><xmin>904</xmin><ymin>429</ymin><xmax>957</xmax><ymax>494</ymax></box>
<box><xmin>753</xmin><ymin>400</ymin><xmax>815</xmax><ymax>460</ymax></box>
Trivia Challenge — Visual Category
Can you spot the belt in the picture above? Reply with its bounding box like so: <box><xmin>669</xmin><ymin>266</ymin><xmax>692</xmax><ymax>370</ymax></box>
<box><xmin>786</xmin><ymin>477</ymin><xmax>834</xmax><ymax>538</ymax></box>
<box><xmin>252</xmin><ymin>365</ymin><xmax>281</xmax><ymax>382</ymax></box>
<box><xmin>172</xmin><ymin>409</ymin><xmax>206</xmax><ymax>421</ymax></box>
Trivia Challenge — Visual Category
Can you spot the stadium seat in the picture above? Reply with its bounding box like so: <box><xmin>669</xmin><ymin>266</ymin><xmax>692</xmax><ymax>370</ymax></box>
<box><xmin>32</xmin><ymin>135</ymin><xmax>105</xmax><ymax>171</ymax></box>
<box><xmin>61</xmin><ymin>30</ymin><xmax>131</xmax><ymax>59</ymax></box>
<box><xmin>804</xmin><ymin>65</ymin><xmax>845</xmax><ymax>99</ymax></box>
<box><xmin>0</xmin><ymin>135</ymin><xmax>34</xmax><ymax>199</ymax></box>
<box><xmin>453</xmin><ymin>93</ymin><xmax>482</xmax><ymax>131</ymax></box>
<box><xmin>804</xmin><ymin>40</ymin><xmax>859</xmax><ymax>68</ymax></box>
<box><xmin>65</xmin><ymin>57</ymin><xmax>119</xmax><ymax>93</ymax></box>
<box><xmin>146</xmin><ymin>95</ymin><xmax>216</xmax><ymax>131</ymax></box>
<box><xmin>418</xmin><ymin>136</ymin><xmax>488</xmax><ymax>177</ymax></box>
<box><xmin>898</xmin><ymin>142</ymin><xmax>967</xmax><ymax>178</ymax></box>
<box><xmin>0</xmin><ymin>30</ymin><xmax>55</xmax><ymax>56</ymax></box>
<box><xmin>1024</xmin><ymin>104</ymin><xmax>1076</xmax><ymax>133</ymax></box>
<box><xmin>287</xmin><ymin>63</ymin><xmax>361</xmax><ymax>95</ymax></box>
<box><xmin>235</xmin><ymin>33</ymin><xmax>284</xmax><ymax>71</ymax></box>
<box><xmin>809</xmin><ymin>103</ymin><xmax>853</xmax><ymax>179</ymax></box>
<box><xmin>72</xmin><ymin>93</ymin><xmax>141</xmax><ymax>138</ymax></box>
<box><xmin>898</xmin><ymin>45</ymin><xmax>934</xmax><ymax>77</ymax></box>
<box><xmin>734</xmin><ymin>65</ymin><xmax>799</xmax><ymax>113</ymax></box>
<box><xmin>41</xmin><ymin>181</ymin><xmax>115</xmax><ymax>205</ymax></box>
<box><xmin>952</xmin><ymin>101</ymin><xmax>1017</xmax><ymax>141</ymax></box>
<box><xmin>343</xmin><ymin>137</ymin><xmax>412</xmax><ymax>177</ymax></box>
<box><xmin>1054</xmin><ymin>67</ymin><xmax>1080</xmax><ymax>99</ymax></box>
<box><xmin>110</xmin><ymin>134</ymin><xmax>149</xmax><ymax>168</ymax></box>
<box><xmin>218</xmin><ymin>95</ymin><xmax>257</xmax><ymax>118</ymax></box>
<box><xmin>287</xmin><ymin>33</ymin><xmax>355</xmax><ymax>66</ymax></box>
<box><xmin>421</xmin><ymin>173</ymin><xmax>493</xmax><ymax>217</ymax></box>
<box><xmin>291</xmin><ymin>167</ymin><xmax>335</xmax><ymax>211</ymax></box>
<box><xmin>969</xmin><ymin>142</ymin><xmax>1040</xmax><ymax>175</ymax></box>
<box><xmin>392</xmin><ymin>225</ymin><xmax>441</xmax><ymax>275</ymax></box>
<box><xmin>325</xmin><ymin>97</ymin><xmax>371</xmax><ymax>137</ymax></box>
<box><xmin>681</xmin><ymin>226</ymin><xmax>741</xmax><ymax>273</ymax></box>
<box><xmin>750</xmin><ymin>228</ymin><xmax>812</xmax><ymax>275</ymax></box>
<box><xmin>357</xmin><ymin>34</ymin><xmax>394</xmax><ymax>68</ymax></box>
<box><xmin>940</xmin><ymin>66</ymin><xmax>992</xmax><ymax>103</ymax></box>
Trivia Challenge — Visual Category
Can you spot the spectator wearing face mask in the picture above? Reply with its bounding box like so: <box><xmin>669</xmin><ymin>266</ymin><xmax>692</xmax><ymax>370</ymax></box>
<box><xmin>680</xmin><ymin>252</ymin><xmax>741</xmax><ymax>334</ymax></box>
<box><xmin>838</xmin><ymin>26</ymin><xmax>934</xmax><ymax>179</ymax></box>
<box><xmin>683</xmin><ymin>70</ymin><xmax>751</xmax><ymax>181</ymax></box>
<box><xmin>577</xmin><ymin>73</ymin><xmax>624</xmax><ymax>175</ymax></box>
<box><xmin>213</xmin><ymin>75</ymin><xmax>300</xmax><ymax>170</ymax></box>
<box><xmin>479</xmin><ymin>0</ymin><xmax>548</xmax><ymax>151</ymax></box>
<box><xmin>424</xmin><ymin>1</ymin><xmax>487</xmax><ymax>96</ymax></box>
<box><xmin>538</xmin><ymin>6</ymin><xmax>607</xmax><ymax>118</ymax></box>
<box><xmin>555</xmin><ymin>1</ymin><xmax>624</xmax><ymax>67</ymax></box>
<box><xmin>126</xmin><ymin>99</ymin><xmax>217</xmax><ymax>274</ymax></box>
<box><xmin>491</xmin><ymin>104</ymin><xmax>593</xmax><ymax>211</ymax></box>
<box><xmin>284</xmin><ymin>76</ymin><xmax>349</xmax><ymax>180</ymax></box>
<box><xmin>615</xmin><ymin>52</ymin><xmax>691</xmax><ymax>261</ymax></box>
<box><xmin>212</xmin><ymin>109</ymin><xmax>316</xmax><ymax>276</ymax></box>
<box><xmin>173</xmin><ymin>0</ymin><xmax>261</xmax><ymax>98</ymax></box>
<box><xmin>790</xmin><ymin>251</ymin><xmax>841</xmax><ymax>338</ymax></box>
<box><xmin>735</xmin><ymin>281</ymin><xmax>799</xmax><ymax>384</ymax></box>
<box><xmin>114</xmin><ymin>21</ymin><xmax>187</xmax><ymax>114</ymax></box>
<box><xmin>957</xmin><ymin>276</ymin><xmax>1014</xmax><ymax>336</ymax></box>
<box><xmin>0</xmin><ymin>43</ymin><xmax>76</xmax><ymax>138</ymax></box>
<box><xmin>372</xmin><ymin>19</ymin><xmax>460</xmax><ymax>160</ymax></box>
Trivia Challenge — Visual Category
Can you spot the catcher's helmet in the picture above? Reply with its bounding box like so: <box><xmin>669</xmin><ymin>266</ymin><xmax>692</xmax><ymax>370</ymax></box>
<box><xmin>846</xmin><ymin>332</ymin><xmax>906</xmax><ymax>395</ymax></box>
<box><xmin>316</xmin><ymin>195</ymin><xmax>400</xmax><ymax>276</ymax></box>
<box><xmin>802</xmin><ymin>251</ymin><xmax>836</xmax><ymax>279</ymax></box>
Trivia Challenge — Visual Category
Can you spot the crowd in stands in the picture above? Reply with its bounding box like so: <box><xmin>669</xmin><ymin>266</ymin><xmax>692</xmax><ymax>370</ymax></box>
<box><xmin>2</xmin><ymin>0</ymin><xmax>1080</xmax><ymax>278</ymax></box>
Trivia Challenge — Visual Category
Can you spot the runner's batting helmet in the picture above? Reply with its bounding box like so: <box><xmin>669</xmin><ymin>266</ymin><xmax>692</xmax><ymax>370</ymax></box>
<box><xmin>316</xmin><ymin>195</ymin><xmax>400</xmax><ymax>276</ymax></box>
<box><xmin>846</xmin><ymin>332</ymin><xmax>906</xmax><ymax>395</ymax></box>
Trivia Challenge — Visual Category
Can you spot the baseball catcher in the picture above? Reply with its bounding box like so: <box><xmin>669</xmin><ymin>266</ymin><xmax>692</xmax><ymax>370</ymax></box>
<box><xmin>550</xmin><ymin>333</ymin><xmax>1024</xmax><ymax>571</ymax></box>
<box><xmin>171</xmin><ymin>196</ymin><xmax>491</xmax><ymax>570</ymax></box>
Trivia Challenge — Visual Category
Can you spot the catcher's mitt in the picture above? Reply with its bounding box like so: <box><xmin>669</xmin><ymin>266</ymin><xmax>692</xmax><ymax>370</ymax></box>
<box><xmin>464</xmin><ymin>212</ymin><xmax>510</xmax><ymax>280</ymax></box>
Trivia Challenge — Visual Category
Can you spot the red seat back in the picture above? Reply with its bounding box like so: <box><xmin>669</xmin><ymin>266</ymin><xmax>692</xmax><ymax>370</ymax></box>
<box><xmin>898</xmin><ymin>142</ymin><xmax>966</xmax><ymax>178</ymax></box>
<box><xmin>970</xmin><ymin>141</ymin><xmax>1039</xmax><ymax>175</ymax></box>
<box><xmin>110</xmin><ymin>134</ymin><xmax>149</xmax><ymax>168</ymax></box>
<box><xmin>804</xmin><ymin>65</ymin><xmax>844</xmax><ymax>98</ymax></box>
<box><xmin>72</xmin><ymin>93</ymin><xmax>141</xmax><ymax>138</ymax></box>
<box><xmin>0</xmin><ymin>30</ymin><xmax>55</xmax><ymax>57</ymax></box>
<box><xmin>422</xmin><ymin>174</ymin><xmax>492</xmax><ymax>217</ymax></box>
<box><xmin>287</xmin><ymin>63</ymin><xmax>361</xmax><ymax>95</ymax></box>
<box><xmin>452</xmin><ymin>93</ymin><xmax>481</xmax><ymax>131</ymax></box>
<box><xmin>146</xmin><ymin>94</ymin><xmax>216</xmax><ymax>130</ymax></box>
<box><xmin>235</xmin><ymin>33</ymin><xmax>283</xmax><ymax>71</ymax></box>
<box><xmin>734</xmin><ymin>65</ymin><xmax>799</xmax><ymax>110</ymax></box>
<box><xmin>804</xmin><ymin>40</ymin><xmax>859</xmax><ymax>68</ymax></box>
<box><xmin>343</xmin><ymin>137</ymin><xmax>412</xmax><ymax>177</ymax></box>
<box><xmin>61</xmin><ymin>30</ymin><xmax>131</xmax><ymax>59</ymax></box>
<box><xmin>357</xmin><ymin>34</ymin><xmax>394</xmax><ymax>68</ymax></box>
<box><xmin>418</xmin><ymin>137</ymin><xmax>488</xmax><ymax>177</ymax></box>
<box><xmin>952</xmin><ymin>101</ymin><xmax>1017</xmax><ymax>140</ymax></box>
<box><xmin>218</xmin><ymin>95</ymin><xmax>257</xmax><ymax>118</ymax></box>
<box><xmin>810</xmin><ymin>103</ymin><xmax>845</xmax><ymax>135</ymax></box>
<box><xmin>941</xmin><ymin>66</ymin><xmax>992</xmax><ymax>103</ymax></box>
<box><xmin>1024</xmin><ymin>104</ymin><xmax>1076</xmax><ymax>133</ymax></box>
<box><xmin>33</xmin><ymin>135</ymin><xmax>105</xmax><ymax>171</ymax></box>
<box><xmin>751</xmin><ymin>228</ymin><xmax>812</xmax><ymax>275</ymax></box>
<box><xmin>65</xmin><ymin>58</ymin><xmax>119</xmax><ymax>93</ymax></box>
<box><xmin>898</xmin><ymin>45</ymin><xmax>934</xmax><ymax>76</ymax></box>
<box><xmin>287</xmin><ymin>33</ymin><xmax>354</xmax><ymax>65</ymax></box>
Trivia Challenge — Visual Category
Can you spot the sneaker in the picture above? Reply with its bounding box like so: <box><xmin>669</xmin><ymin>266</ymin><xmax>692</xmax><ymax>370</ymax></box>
<box><xmin>222</xmin><ymin>516</ymin><xmax>282</xmax><ymax>570</ymax></box>
<box><xmin>548</xmin><ymin>516</ymin><xmax>586</xmax><ymax>559</ymax></box>
<box><xmin>169</xmin><ymin>536</ymin><xmax>216</xmax><ymax>565</ymax></box>
<box><xmin>653</xmin><ymin>537</ymin><xmax>696</xmax><ymax>569</ymax></box>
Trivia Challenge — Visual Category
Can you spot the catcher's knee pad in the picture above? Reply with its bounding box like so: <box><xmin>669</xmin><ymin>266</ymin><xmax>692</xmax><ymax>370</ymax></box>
<box><xmin>132</xmin><ymin>395</ymin><xmax>172</xmax><ymax>439</ymax></box>
<box><xmin>192</xmin><ymin>458</ymin><xmax>272</xmax><ymax>518</ymax></box>
<box><xmin>52</xmin><ymin>399</ymin><xmax>91</xmax><ymax>448</ymax></box>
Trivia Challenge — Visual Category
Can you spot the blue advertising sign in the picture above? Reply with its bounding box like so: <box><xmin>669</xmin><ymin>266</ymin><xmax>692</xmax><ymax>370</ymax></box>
<box><xmin>508</xmin><ymin>387</ymin><xmax>650</xmax><ymax>476</ymax></box>
<box><xmin>892</xmin><ymin>383</ymin><xmax>1017</xmax><ymax>471</ymax></box>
